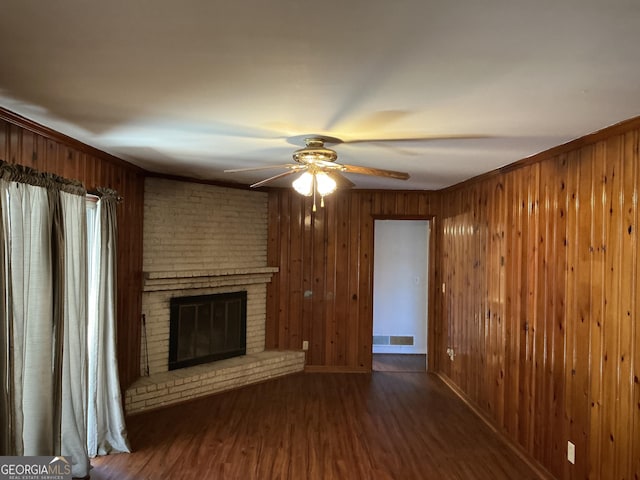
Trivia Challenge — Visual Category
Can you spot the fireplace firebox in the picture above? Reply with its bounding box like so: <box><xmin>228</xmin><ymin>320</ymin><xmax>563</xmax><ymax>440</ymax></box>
<box><xmin>168</xmin><ymin>291</ymin><xmax>247</xmax><ymax>370</ymax></box>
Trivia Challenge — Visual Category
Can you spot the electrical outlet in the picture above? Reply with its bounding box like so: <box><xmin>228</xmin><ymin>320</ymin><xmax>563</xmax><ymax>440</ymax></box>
<box><xmin>302</xmin><ymin>340</ymin><xmax>309</xmax><ymax>351</ymax></box>
<box><xmin>567</xmin><ymin>441</ymin><xmax>575</xmax><ymax>464</ymax></box>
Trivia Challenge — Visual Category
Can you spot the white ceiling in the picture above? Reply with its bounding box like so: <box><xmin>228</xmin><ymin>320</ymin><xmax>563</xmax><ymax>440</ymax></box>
<box><xmin>1</xmin><ymin>0</ymin><xmax>640</xmax><ymax>190</ymax></box>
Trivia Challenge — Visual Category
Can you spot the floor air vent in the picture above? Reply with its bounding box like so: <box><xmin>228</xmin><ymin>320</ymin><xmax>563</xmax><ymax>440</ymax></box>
<box><xmin>372</xmin><ymin>335</ymin><xmax>414</xmax><ymax>346</ymax></box>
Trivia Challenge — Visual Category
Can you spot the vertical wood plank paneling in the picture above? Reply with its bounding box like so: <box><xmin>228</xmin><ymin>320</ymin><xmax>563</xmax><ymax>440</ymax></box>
<box><xmin>550</xmin><ymin>154</ymin><xmax>568</xmax><ymax>477</ymax></box>
<box><xmin>312</xmin><ymin>201</ymin><xmax>327</xmax><ymax>364</ymax></box>
<box><xmin>471</xmin><ymin>187</ymin><xmax>484</xmax><ymax>406</ymax></box>
<box><xmin>441</xmin><ymin>214</ymin><xmax>452</xmax><ymax>379</ymax></box>
<box><xmin>428</xmin><ymin>199</ymin><xmax>438</xmax><ymax>375</ymax></box>
<box><xmin>463</xmin><ymin>197</ymin><xmax>474</xmax><ymax>396</ymax></box>
<box><xmin>535</xmin><ymin>158</ymin><xmax>551</xmax><ymax>466</ymax></box>
<box><xmin>631</xmin><ymin>130</ymin><xmax>640</xmax><ymax>480</ymax></box>
<box><xmin>290</xmin><ymin>195</ymin><xmax>304</xmax><ymax>352</ymax></box>
<box><xmin>613</xmin><ymin>130</ymin><xmax>637</xmax><ymax>479</ymax></box>
<box><xmin>437</xmin><ymin>118</ymin><xmax>640</xmax><ymax>480</ymax></box>
<box><xmin>601</xmin><ymin>136</ymin><xmax>622</xmax><ymax>479</ymax></box>
<box><xmin>357</xmin><ymin>193</ymin><xmax>374</xmax><ymax>369</ymax></box>
<box><xmin>334</xmin><ymin>192</ymin><xmax>350</xmax><ymax>366</ymax></box>
<box><xmin>20</xmin><ymin>128</ymin><xmax>34</xmax><ymax>167</ymax></box>
<box><xmin>278</xmin><ymin>192</ymin><xmax>292</xmax><ymax>348</ymax></box>
<box><xmin>511</xmin><ymin>168</ymin><xmax>525</xmax><ymax>441</ymax></box>
<box><xmin>576</xmin><ymin>146</ymin><xmax>595</xmax><ymax>480</ymax></box>
<box><xmin>0</xmin><ymin>111</ymin><xmax>145</xmax><ymax>391</ymax></box>
<box><xmin>324</xmin><ymin>198</ymin><xmax>337</xmax><ymax>364</ymax></box>
<box><xmin>478</xmin><ymin>184</ymin><xmax>492</xmax><ymax>413</ymax></box>
<box><xmin>267</xmin><ymin>189</ymin><xmax>440</xmax><ymax>371</ymax></box>
<box><xmin>503</xmin><ymin>171</ymin><xmax>517</xmax><ymax>438</ymax></box>
<box><xmin>496</xmin><ymin>179</ymin><xmax>507</xmax><ymax>430</ymax></box>
<box><xmin>483</xmin><ymin>181</ymin><xmax>495</xmax><ymax>414</ymax></box>
<box><xmin>588</xmin><ymin>142</ymin><xmax>605</xmax><ymax>479</ymax></box>
<box><xmin>346</xmin><ymin>192</ymin><xmax>362</xmax><ymax>368</ymax></box>
<box><xmin>519</xmin><ymin>166</ymin><xmax>531</xmax><ymax>450</ymax></box>
<box><xmin>0</xmin><ymin>121</ymin><xmax>6</xmax><ymax>157</ymax></box>
<box><xmin>303</xmin><ymin>198</ymin><xmax>316</xmax><ymax>359</ymax></box>
<box><xmin>8</xmin><ymin>124</ymin><xmax>20</xmax><ymax>164</ymax></box>
<box><xmin>564</xmin><ymin>148</ymin><xmax>580</xmax><ymax>480</ymax></box>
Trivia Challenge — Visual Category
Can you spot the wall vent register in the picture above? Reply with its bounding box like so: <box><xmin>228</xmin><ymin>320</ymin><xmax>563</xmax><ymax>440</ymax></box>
<box><xmin>372</xmin><ymin>335</ymin><xmax>414</xmax><ymax>346</ymax></box>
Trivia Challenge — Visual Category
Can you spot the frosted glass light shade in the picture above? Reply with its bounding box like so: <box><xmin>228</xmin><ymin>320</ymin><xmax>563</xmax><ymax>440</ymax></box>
<box><xmin>315</xmin><ymin>172</ymin><xmax>337</xmax><ymax>196</ymax></box>
<box><xmin>292</xmin><ymin>171</ymin><xmax>313</xmax><ymax>196</ymax></box>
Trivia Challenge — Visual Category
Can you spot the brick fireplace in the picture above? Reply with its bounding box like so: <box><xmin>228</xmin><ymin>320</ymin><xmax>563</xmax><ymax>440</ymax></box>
<box><xmin>124</xmin><ymin>179</ymin><xmax>304</xmax><ymax>414</ymax></box>
<box><xmin>168</xmin><ymin>290</ymin><xmax>247</xmax><ymax>370</ymax></box>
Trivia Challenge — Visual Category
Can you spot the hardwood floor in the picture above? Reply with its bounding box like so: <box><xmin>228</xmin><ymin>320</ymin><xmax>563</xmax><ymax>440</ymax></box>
<box><xmin>91</xmin><ymin>372</ymin><xmax>543</xmax><ymax>480</ymax></box>
<box><xmin>372</xmin><ymin>353</ymin><xmax>427</xmax><ymax>372</ymax></box>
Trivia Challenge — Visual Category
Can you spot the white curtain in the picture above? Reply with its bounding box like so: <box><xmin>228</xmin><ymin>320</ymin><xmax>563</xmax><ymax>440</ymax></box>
<box><xmin>0</xmin><ymin>164</ymin><xmax>96</xmax><ymax>478</ymax></box>
<box><xmin>0</xmin><ymin>180</ymin><xmax>9</xmax><ymax>455</ymax></box>
<box><xmin>60</xmin><ymin>191</ymin><xmax>90</xmax><ymax>477</ymax></box>
<box><xmin>5</xmin><ymin>180</ymin><xmax>54</xmax><ymax>456</ymax></box>
<box><xmin>87</xmin><ymin>192</ymin><xmax>130</xmax><ymax>456</ymax></box>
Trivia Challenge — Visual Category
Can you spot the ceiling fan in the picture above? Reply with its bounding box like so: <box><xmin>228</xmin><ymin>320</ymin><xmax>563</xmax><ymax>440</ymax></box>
<box><xmin>224</xmin><ymin>136</ymin><xmax>410</xmax><ymax>210</ymax></box>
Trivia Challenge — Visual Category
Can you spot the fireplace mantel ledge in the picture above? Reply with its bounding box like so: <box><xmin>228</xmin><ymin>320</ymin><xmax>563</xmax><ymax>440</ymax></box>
<box><xmin>143</xmin><ymin>266</ymin><xmax>279</xmax><ymax>292</ymax></box>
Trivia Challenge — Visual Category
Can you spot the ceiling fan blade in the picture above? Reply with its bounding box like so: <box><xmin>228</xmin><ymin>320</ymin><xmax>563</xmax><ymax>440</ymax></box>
<box><xmin>341</xmin><ymin>164</ymin><xmax>410</xmax><ymax>180</ymax></box>
<box><xmin>224</xmin><ymin>164</ymin><xmax>297</xmax><ymax>173</ymax></box>
<box><xmin>340</xmin><ymin>134</ymin><xmax>492</xmax><ymax>144</ymax></box>
<box><xmin>326</xmin><ymin>171</ymin><xmax>356</xmax><ymax>189</ymax></box>
<box><xmin>250</xmin><ymin>169</ymin><xmax>302</xmax><ymax>188</ymax></box>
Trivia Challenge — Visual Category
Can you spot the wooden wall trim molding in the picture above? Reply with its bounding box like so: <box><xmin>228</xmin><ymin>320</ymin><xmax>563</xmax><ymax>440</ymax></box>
<box><xmin>371</xmin><ymin>213</ymin><xmax>433</xmax><ymax>220</ymax></box>
<box><xmin>441</xmin><ymin>115</ymin><xmax>640</xmax><ymax>193</ymax></box>
<box><xmin>0</xmin><ymin>106</ymin><xmax>146</xmax><ymax>174</ymax></box>
<box><xmin>435</xmin><ymin>372</ymin><xmax>556</xmax><ymax>480</ymax></box>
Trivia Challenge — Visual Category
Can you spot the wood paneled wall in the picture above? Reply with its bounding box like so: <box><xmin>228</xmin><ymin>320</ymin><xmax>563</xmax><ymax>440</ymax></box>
<box><xmin>266</xmin><ymin>189</ymin><xmax>441</xmax><ymax>371</ymax></box>
<box><xmin>438</xmin><ymin>118</ymin><xmax>640</xmax><ymax>479</ymax></box>
<box><xmin>0</xmin><ymin>108</ymin><xmax>145</xmax><ymax>390</ymax></box>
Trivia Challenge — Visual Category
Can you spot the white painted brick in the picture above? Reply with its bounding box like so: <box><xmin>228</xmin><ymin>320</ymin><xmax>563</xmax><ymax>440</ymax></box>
<box><xmin>126</xmin><ymin>352</ymin><xmax>305</xmax><ymax>414</ymax></box>
<box><xmin>170</xmin><ymin>381</ymin><xmax>201</xmax><ymax>394</ymax></box>
<box><xmin>150</xmin><ymin>392</ymin><xmax>181</xmax><ymax>405</ymax></box>
<box><xmin>143</xmin><ymin>178</ymin><xmax>267</xmax><ymax>273</ymax></box>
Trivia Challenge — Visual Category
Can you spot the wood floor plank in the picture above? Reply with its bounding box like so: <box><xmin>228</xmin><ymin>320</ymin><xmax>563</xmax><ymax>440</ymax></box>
<box><xmin>91</xmin><ymin>372</ymin><xmax>543</xmax><ymax>480</ymax></box>
<box><xmin>372</xmin><ymin>353</ymin><xmax>427</xmax><ymax>372</ymax></box>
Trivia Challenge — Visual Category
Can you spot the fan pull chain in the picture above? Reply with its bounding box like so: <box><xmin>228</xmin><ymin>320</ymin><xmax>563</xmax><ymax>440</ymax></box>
<box><xmin>312</xmin><ymin>173</ymin><xmax>317</xmax><ymax>212</ymax></box>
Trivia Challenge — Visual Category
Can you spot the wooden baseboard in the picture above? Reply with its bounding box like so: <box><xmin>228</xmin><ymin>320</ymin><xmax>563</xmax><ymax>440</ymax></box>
<box><xmin>434</xmin><ymin>372</ymin><xmax>557</xmax><ymax>480</ymax></box>
<box><xmin>304</xmin><ymin>365</ymin><xmax>369</xmax><ymax>373</ymax></box>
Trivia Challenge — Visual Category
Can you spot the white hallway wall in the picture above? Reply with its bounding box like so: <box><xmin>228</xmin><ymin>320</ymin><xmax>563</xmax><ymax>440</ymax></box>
<box><xmin>373</xmin><ymin>220</ymin><xmax>429</xmax><ymax>354</ymax></box>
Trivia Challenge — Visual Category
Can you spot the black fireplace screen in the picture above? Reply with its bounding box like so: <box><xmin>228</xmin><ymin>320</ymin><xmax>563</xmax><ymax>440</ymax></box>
<box><xmin>168</xmin><ymin>291</ymin><xmax>247</xmax><ymax>370</ymax></box>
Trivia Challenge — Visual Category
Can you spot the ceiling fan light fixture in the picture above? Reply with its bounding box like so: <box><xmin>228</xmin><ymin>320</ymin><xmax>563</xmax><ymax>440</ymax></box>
<box><xmin>292</xmin><ymin>171</ymin><xmax>314</xmax><ymax>196</ymax></box>
<box><xmin>226</xmin><ymin>135</ymin><xmax>408</xmax><ymax>204</ymax></box>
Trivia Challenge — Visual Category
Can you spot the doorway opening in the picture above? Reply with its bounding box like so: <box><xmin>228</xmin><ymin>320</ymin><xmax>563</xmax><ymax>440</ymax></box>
<box><xmin>372</xmin><ymin>219</ymin><xmax>429</xmax><ymax>372</ymax></box>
